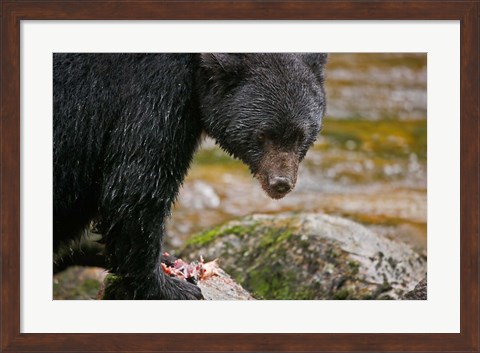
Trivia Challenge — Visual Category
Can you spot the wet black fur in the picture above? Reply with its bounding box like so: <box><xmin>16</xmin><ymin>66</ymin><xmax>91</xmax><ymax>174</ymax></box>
<box><xmin>197</xmin><ymin>53</ymin><xmax>327</xmax><ymax>173</ymax></box>
<box><xmin>53</xmin><ymin>53</ymin><xmax>327</xmax><ymax>299</ymax></box>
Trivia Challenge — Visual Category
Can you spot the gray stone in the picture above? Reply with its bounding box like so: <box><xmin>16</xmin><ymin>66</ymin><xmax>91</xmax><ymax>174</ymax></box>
<box><xmin>181</xmin><ymin>213</ymin><xmax>426</xmax><ymax>300</ymax></box>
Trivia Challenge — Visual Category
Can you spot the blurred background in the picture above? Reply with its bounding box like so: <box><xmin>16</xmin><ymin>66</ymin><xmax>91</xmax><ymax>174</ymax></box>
<box><xmin>54</xmin><ymin>53</ymin><xmax>427</xmax><ymax>299</ymax></box>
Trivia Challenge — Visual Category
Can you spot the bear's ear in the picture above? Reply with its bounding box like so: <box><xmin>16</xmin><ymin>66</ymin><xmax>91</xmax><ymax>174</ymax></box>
<box><xmin>302</xmin><ymin>53</ymin><xmax>328</xmax><ymax>83</ymax></box>
<box><xmin>200</xmin><ymin>53</ymin><xmax>244</xmax><ymax>78</ymax></box>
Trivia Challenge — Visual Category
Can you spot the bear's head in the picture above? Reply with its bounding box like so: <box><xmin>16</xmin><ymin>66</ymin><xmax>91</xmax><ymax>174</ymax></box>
<box><xmin>196</xmin><ymin>53</ymin><xmax>327</xmax><ymax>199</ymax></box>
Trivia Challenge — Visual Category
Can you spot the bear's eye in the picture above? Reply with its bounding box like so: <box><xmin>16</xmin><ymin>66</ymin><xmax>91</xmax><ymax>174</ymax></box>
<box><xmin>296</xmin><ymin>133</ymin><xmax>306</xmax><ymax>146</ymax></box>
<box><xmin>257</xmin><ymin>132</ymin><xmax>266</xmax><ymax>143</ymax></box>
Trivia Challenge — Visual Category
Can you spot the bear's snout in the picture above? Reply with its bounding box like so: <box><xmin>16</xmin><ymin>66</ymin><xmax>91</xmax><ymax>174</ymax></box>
<box><xmin>260</xmin><ymin>172</ymin><xmax>295</xmax><ymax>199</ymax></box>
<box><xmin>255</xmin><ymin>147</ymin><xmax>299</xmax><ymax>200</ymax></box>
<box><xmin>269</xmin><ymin>176</ymin><xmax>293</xmax><ymax>195</ymax></box>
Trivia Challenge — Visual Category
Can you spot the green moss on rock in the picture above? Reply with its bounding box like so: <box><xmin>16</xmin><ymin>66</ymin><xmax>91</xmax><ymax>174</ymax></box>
<box><xmin>245</xmin><ymin>266</ymin><xmax>314</xmax><ymax>300</ymax></box>
<box><xmin>333</xmin><ymin>288</ymin><xmax>352</xmax><ymax>300</ymax></box>
<box><xmin>186</xmin><ymin>226</ymin><xmax>223</xmax><ymax>246</ymax></box>
<box><xmin>186</xmin><ymin>221</ymin><xmax>260</xmax><ymax>247</ymax></box>
<box><xmin>101</xmin><ymin>274</ymin><xmax>132</xmax><ymax>300</ymax></box>
<box><xmin>181</xmin><ymin>213</ymin><xmax>426</xmax><ymax>300</ymax></box>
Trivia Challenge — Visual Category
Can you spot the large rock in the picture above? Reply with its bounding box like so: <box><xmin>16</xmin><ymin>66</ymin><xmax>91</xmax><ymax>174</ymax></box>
<box><xmin>403</xmin><ymin>277</ymin><xmax>427</xmax><ymax>300</ymax></box>
<box><xmin>181</xmin><ymin>213</ymin><xmax>426</xmax><ymax>300</ymax></box>
<box><xmin>197</xmin><ymin>268</ymin><xmax>255</xmax><ymax>300</ymax></box>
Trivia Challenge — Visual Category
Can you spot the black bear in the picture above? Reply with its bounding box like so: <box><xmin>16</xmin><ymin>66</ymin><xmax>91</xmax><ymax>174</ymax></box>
<box><xmin>53</xmin><ymin>53</ymin><xmax>327</xmax><ymax>299</ymax></box>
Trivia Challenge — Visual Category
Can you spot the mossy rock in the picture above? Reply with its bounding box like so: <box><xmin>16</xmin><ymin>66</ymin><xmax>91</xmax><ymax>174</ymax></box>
<box><xmin>180</xmin><ymin>213</ymin><xmax>426</xmax><ymax>300</ymax></box>
<box><xmin>53</xmin><ymin>266</ymin><xmax>107</xmax><ymax>300</ymax></box>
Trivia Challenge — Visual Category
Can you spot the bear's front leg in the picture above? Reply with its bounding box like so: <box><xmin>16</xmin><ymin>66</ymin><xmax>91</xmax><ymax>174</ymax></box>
<box><xmin>102</xmin><ymin>265</ymin><xmax>203</xmax><ymax>300</ymax></box>
<box><xmin>161</xmin><ymin>274</ymin><xmax>204</xmax><ymax>300</ymax></box>
<box><xmin>99</xmin><ymin>200</ymin><xmax>203</xmax><ymax>300</ymax></box>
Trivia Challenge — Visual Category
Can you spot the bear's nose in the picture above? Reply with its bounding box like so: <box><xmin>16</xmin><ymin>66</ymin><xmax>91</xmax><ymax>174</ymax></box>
<box><xmin>269</xmin><ymin>176</ymin><xmax>292</xmax><ymax>194</ymax></box>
